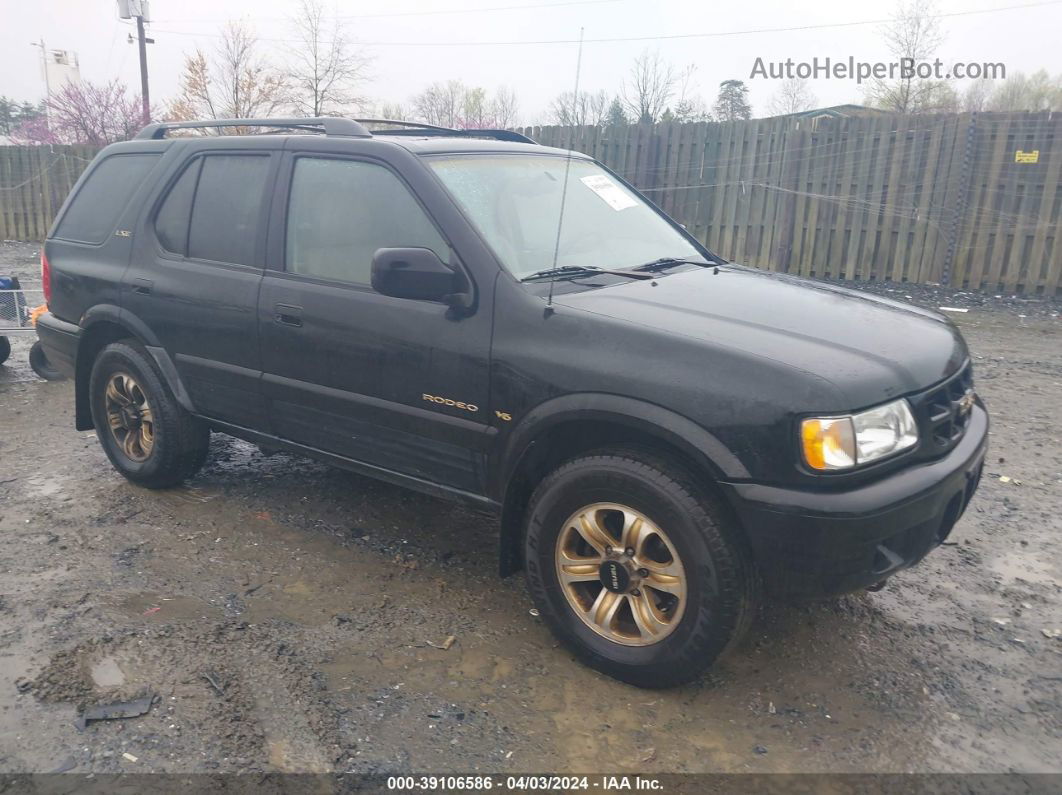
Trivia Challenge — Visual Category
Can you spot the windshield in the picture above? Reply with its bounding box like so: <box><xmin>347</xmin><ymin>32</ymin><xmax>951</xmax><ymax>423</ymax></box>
<box><xmin>427</xmin><ymin>155</ymin><xmax>703</xmax><ymax>280</ymax></box>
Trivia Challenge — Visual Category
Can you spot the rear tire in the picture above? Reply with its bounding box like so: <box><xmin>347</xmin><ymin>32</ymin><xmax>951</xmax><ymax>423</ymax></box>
<box><xmin>0</xmin><ymin>336</ymin><xmax>10</xmax><ymax>365</ymax></box>
<box><xmin>29</xmin><ymin>340</ymin><xmax>65</xmax><ymax>380</ymax></box>
<box><xmin>524</xmin><ymin>449</ymin><xmax>758</xmax><ymax>688</ymax></box>
<box><xmin>89</xmin><ymin>340</ymin><xmax>210</xmax><ymax>488</ymax></box>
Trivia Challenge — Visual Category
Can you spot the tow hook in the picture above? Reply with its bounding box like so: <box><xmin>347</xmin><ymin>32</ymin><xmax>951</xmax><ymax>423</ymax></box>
<box><xmin>866</xmin><ymin>579</ymin><xmax>889</xmax><ymax>593</ymax></box>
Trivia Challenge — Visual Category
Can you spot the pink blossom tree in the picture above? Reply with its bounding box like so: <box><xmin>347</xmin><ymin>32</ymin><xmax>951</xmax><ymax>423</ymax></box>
<box><xmin>13</xmin><ymin>80</ymin><xmax>147</xmax><ymax>146</ymax></box>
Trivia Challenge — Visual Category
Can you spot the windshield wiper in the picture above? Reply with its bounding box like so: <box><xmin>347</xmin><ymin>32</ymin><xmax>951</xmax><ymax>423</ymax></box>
<box><xmin>520</xmin><ymin>265</ymin><xmax>653</xmax><ymax>282</ymax></box>
<box><xmin>634</xmin><ymin>257</ymin><xmax>712</xmax><ymax>272</ymax></box>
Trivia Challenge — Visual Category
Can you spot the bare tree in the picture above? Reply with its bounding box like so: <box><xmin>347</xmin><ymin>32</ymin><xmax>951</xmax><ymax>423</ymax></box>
<box><xmin>167</xmin><ymin>20</ymin><xmax>288</xmax><ymax>122</ymax></box>
<box><xmin>917</xmin><ymin>80</ymin><xmax>960</xmax><ymax>113</ymax></box>
<box><xmin>669</xmin><ymin>64</ymin><xmax>712</xmax><ymax>122</ymax></box>
<box><xmin>548</xmin><ymin>89</ymin><xmax>609</xmax><ymax>126</ymax></box>
<box><xmin>412</xmin><ymin>81</ymin><xmax>517</xmax><ymax>128</ymax></box>
<box><xmin>461</xmin><ymin>87</ymin><xmax>492</xmax><ymax>128</ymax></box>
<box><xmin>960</xmin><ymin>79</ymin><xmax>994</xmax><ymax>112</ymax></box>
<box><xmin>412</xmin><ymin>80</ymin><xmax>465</xmax><ymax>127</ymax></box>
<box><xmin>375</xmin><ymin>102</ymin><xmax>410</xmax><ymax>121</ymax></box>
<box><xmin>622</xmin><ymin>50</ymin><xmax>677</xmax><ymax>123</ymax></box>
<box><xmin>491</xmin><ymin>86</ymin><xmax>519</xmax><ymax>128</ymax></box>
<box><xmin>767</xmin><ymin>78</ymin><xmax>817</xmax><ymax>116</ymax></box>
<box><xmin>864</xmin><ymin>0</ymin><xmax>946</xmax><ymax>113</ymax></box>
<box><xmin>287</xmin><ymin>0</ymin><xmax>371</xmax><ymax>116</ymax></box>
<box><xmin>12</xmin><ymin>80</ymin><xmax>144</xmax><ymax>145</ymax></box>
<box><xmin>987</xmin><ymin>70</ymin><xmax>1062</xmax><ymax>111</ymax></box>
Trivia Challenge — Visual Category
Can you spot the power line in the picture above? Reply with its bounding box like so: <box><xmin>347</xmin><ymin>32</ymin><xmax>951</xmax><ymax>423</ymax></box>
<box><xmin>151</xmin><ymin>0</ymin><xmax>619</xmax><ymax>24</ymax></box>
<box><xmin>149</xmin><ymin>0</ymin><xmax>1062</xmax><ymax>47</ymax></box>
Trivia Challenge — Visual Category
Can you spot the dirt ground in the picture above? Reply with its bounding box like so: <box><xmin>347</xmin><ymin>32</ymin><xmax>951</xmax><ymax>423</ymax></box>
<box><xmin>1</xmin><ymin>239</ymin><xmax>1060</xmax><ymax>776</ymax></box>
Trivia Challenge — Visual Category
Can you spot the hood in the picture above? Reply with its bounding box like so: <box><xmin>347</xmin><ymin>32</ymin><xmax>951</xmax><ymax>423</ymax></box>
<box><xmin>555</xmin><ymin>265</ymin><xmax>969</xmax><ymax>409</ymax></box>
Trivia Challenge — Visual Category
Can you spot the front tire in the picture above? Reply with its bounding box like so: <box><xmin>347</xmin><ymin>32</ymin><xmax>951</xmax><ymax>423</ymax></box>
<box><xmin>89</xmin><ymin>340</ymin><xmax>210</xmax><ymax>488</ymax></box>
<box><xmin>524</xmin><ymin>450</ymin><xmax>758</xmax><ymax>688</ymax></box>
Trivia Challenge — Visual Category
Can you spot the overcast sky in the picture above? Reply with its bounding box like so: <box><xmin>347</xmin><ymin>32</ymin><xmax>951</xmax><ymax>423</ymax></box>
<box><xmin>2</xmin><ymin>0</ymin><xmax>1061</xmax><ymax>122</ymax></box>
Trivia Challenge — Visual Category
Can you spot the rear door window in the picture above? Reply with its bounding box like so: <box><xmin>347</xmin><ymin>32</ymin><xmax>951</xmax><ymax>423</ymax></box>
<box><xmin>186</xmin><ymin>155</ymin><xmax>271</xmax><ymax>266</ymax></box>
<box><xmin>54</xmin><ymin>154</ymin><xmax>160</xmax><ymax>244</ymax></box>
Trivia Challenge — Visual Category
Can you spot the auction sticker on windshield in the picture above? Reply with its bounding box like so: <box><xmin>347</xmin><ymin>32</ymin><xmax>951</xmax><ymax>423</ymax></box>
<box><xmin>580</xmin><ymin>174</ymin><xmax>639</xmax><ymax>211</ymax></box>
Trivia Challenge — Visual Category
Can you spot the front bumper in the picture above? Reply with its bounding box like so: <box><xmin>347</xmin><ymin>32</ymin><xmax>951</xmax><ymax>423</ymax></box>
<box><xmin>35</xmin><ymin>311</ymin><xmax>81</xmax><ymax>379</ymax></box>
<box><xmin>727</xmin><ymin>403</ymin><xmax>988</xmax><ymax>598</ymax></box>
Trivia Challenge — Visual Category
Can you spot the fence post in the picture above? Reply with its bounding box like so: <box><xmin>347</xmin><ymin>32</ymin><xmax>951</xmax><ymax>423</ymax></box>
<box><xmin>773</xmin><ymin>120</ymin><xmax>802</xmax><ymax>273</ymax></box>
<box><xmin>941</xmin><ymin>113</ymin><xmax>977</xmax><ymax>286</ymax></box>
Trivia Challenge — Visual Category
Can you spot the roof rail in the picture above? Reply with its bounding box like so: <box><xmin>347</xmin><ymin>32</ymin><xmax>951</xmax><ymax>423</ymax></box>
<box><xmin>135</xmin><ymin>117</ymin><xmax>536</xmax><ymax>145</ymax></box>
<box><xmin>356</xmin><ymin>119</ymin><xmax>536</xmax><ymax>144</ymax></box>
<box><xmin>462</xmin><ymin>129</ymin><xmax>537</xmax><ymax>144</ymax></box>
<box><xmin>136</xmin><ymin>117</ymin><xmax>372</xmax><ymax>140</ymax></box>
<box><xmin>356</xmin><ymin>119</ymin><xmax>454</xmax><ymax>132</ymax></box>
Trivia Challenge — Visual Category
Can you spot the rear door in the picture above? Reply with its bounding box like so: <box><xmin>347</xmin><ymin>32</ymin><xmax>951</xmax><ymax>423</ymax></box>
<box><xmin>45</xmin><ymin>149</ymin><xmax>164</xmax><ymax>328</ymax></box>
<box><xmin>257</xmin><ymin>144</ymin><xmax>495</xmax><ymax>493</ymax></box>
<box><xmin>128</xmin><ymin>142</ymin><xmax>279</xmax><ymax>428</ymax></box>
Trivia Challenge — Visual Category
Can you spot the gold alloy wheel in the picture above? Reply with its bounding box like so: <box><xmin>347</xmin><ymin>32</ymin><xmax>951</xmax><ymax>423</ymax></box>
<box><xmin>104</xmin><ymin>372</ymin><xmax>155</xmax><ymax>463</ymax></box>
<box><xmin>555</xmin><ymin>502</ymin><xmax>687</xmax><ymax>646</ymax></box>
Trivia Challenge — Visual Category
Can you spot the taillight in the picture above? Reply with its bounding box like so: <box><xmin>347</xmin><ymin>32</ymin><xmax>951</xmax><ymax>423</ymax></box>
<box><xmin>41</xmin><ymin>250</ymin><xmax>51</xmax><ymax>305</ymax></box>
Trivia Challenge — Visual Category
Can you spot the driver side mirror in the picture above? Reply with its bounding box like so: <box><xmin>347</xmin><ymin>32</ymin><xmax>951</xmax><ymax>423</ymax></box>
<box><xmin>371</xmin><ymin>247</ymin><xmax>459</xmax><ymax>303</ymax></box>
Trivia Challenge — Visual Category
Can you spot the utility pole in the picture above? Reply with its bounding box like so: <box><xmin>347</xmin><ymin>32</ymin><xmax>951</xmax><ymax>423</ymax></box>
<box><xmin>29</xmin><ymin>39</ymin><xmax>50</xmax><ymax>128</ymax></box>
<box><xmin>136</xmin><ymin>13</ymin><xmax>150</xmax><ymax>124</ymax></box>
<box><xmin>30</xmin><ymin>39</ymin><xmax>51</xmax><ymax>97</ymax></box>
<box><xmin>118</xmin><ymin>1</ymin><xmax>153</xmax><ymax>124</ymax></box>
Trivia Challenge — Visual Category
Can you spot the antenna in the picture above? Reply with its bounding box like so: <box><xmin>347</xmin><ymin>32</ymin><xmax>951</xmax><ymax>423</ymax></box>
<box><xmin>546</xmin><ymin>26</ymin><xmax>584</xmax><ymax>312</ymax></box>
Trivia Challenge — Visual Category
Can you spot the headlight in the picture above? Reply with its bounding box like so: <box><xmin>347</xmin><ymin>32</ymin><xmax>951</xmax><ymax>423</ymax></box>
<box><xmin>801</xmin><ymin>398</ymin><xmax>918</xmax><ymax>471</ymax></box>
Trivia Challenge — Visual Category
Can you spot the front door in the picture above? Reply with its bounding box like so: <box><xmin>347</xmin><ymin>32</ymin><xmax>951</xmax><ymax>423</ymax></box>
<box><xmin>257</xmin><ymin>152</ymin><xmax>493</xmax><ymax>493</ymax></box>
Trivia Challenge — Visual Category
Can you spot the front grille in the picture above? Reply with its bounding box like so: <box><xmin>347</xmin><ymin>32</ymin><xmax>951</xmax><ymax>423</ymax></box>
<box><xmin>909</xmin><ymin>363</ymin><xmax>975</xmax><ymax>457</ymax></box>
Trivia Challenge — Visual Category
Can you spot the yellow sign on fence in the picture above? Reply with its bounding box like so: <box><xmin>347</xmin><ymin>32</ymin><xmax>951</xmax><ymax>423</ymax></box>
<box><xmin>1015</xmin><ymin>150</ymin><xmax>1040</xmax><ymax>163</ymax></box>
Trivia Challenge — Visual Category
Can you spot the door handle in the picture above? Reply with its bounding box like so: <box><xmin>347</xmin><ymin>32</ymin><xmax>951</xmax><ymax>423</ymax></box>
<box><xmin>274</xmin><ymin>303</ymin><xmax>303</xmax><ymax>327</ymax></box>
<box><xmin>130</xmin><ymin>278</ymin><xmax>153</xmax><ymax>295</ymax></box>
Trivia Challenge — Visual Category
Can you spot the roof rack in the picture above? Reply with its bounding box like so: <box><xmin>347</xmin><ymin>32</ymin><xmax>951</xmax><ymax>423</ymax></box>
<box><xmin>136</xmin><ymin>117</ymin><xmax>372</xmax><ymax>140</ymax></box>
<box><xmin>355</xmin><ymin>119</ymin><xmax>536</xmax><ymax>144</ymax></box>
<box><xmin>135</xmin><ymin>117</ymin><xmax>535</xmax><ymax>145</ymax></box>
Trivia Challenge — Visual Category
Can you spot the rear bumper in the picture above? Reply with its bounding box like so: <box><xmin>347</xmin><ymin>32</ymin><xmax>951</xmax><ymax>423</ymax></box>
<box><xmin>726</xmin><ymin>403</ymin><xmax>988</xmax><ymax>598</ymax></box>
<box><xmin>35</xmin><ymin>311</ymin><xmax>80</xmax><ymax>378</ymax></box>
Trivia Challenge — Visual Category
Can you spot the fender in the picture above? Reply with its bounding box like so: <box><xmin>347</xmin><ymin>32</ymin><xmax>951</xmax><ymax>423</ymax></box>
<box><xmin>493</xmin><ymin>392</ymin><xmax>750</xmax><ymax>498</ymax></box>
<box><xmin>493</xmin><ymin>393</ymin><xmax>750</xmax><ymax>577</ymax></box>
<box><xmin>86</xmin><ymin>304</ymin><xmax>161</xmax><ymax>347</ymax></box>
<box><xmin>74</xmin><ymin>306</ymin><xmax>196</xmax><ymax>429</ymax></box>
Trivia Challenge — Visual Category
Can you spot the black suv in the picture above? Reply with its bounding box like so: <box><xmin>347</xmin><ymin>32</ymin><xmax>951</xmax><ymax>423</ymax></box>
<box><xmin>37</xmin><ymin>117</ymin><xmax>987</xmax><ymax>687</ymax></box>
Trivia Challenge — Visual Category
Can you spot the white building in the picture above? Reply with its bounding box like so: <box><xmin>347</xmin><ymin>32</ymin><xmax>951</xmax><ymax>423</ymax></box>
<box><xmin>43</xmin><ymin>49</ymin><xmax>81</xmax><ymax>95</ymax></box>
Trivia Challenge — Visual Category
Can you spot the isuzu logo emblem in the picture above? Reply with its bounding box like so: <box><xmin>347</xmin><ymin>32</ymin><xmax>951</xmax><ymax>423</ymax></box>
<box><xmin>599</xmin><ymin>560</ymin><xmax>630</xmax><ymax>593</ymax></box>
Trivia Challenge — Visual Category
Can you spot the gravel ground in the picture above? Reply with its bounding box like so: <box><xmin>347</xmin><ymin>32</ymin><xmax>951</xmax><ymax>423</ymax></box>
<box><xmin>1</xmin><ymin>239</ymin><xmax>1060</xmax><ymax>775</ymax></box>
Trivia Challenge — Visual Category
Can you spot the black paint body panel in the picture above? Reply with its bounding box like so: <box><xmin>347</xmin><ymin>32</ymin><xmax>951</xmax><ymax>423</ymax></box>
<box><xmin>39</xmin><ymin>131</ymin><xmax>988</xmax><ymax>597</ymax></box>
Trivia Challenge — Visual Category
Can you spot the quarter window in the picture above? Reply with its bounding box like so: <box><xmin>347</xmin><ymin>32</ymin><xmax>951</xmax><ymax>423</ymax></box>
<box><xmin>285</xmin><ymin>158</ymin><xmax>448</xmax><ymax>286</ymax></box>
<box><xmin>54</xmin><ymin>154</ymin><xmax>160</xmax><ymax>244</ymax></box>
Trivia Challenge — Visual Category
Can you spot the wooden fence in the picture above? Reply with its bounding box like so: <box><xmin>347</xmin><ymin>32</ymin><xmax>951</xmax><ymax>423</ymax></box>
<box><xmin>0</xmin><ymin>145</ymin><xmax>99</xmax><ymax>242</ymax></box>
<box><xmin>2</xmin><ymin>111</ymin><xmax>1060</xmax><ymax>294</ymax></box>
<box><xmin>519</xmin><ymin>111</ymin><xmax>1062</xmax><ymax>296</ymax></box>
